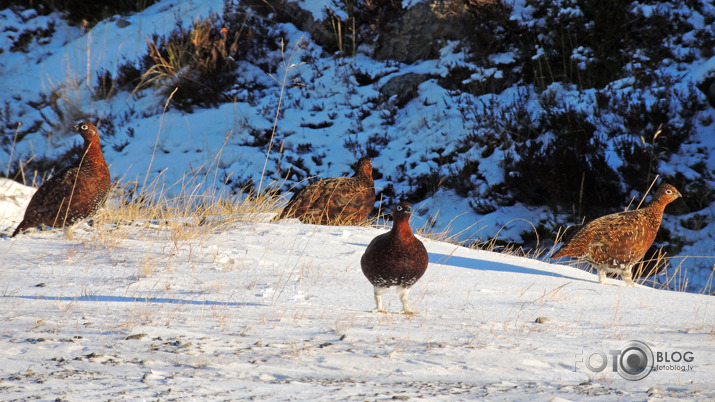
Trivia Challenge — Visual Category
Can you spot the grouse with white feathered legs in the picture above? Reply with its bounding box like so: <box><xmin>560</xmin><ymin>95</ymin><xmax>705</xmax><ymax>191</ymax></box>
<box><xmin>551</xmin><ymin>184</ymin><xmax>681</xmax><ymax>286</ymax></box>
<box><xmin>361</xmin><ymin>202</ymin><xmax>429</xmax><ymax>314</ymax></box>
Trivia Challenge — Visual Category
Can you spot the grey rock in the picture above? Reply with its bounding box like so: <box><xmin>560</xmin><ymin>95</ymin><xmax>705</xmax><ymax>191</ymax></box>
<box><xmin>380</xmin><ymin>73</ymin><xmax>430</xmax><ymax>107</ymax></box>
<box><xmin>375</xmin><ymin>0</ymin><xmax>467</xmax><ymax>63</ymax></box>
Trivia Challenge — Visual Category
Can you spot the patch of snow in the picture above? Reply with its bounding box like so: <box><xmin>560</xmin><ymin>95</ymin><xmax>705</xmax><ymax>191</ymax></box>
<box><xmin>1</xmin><ymin>185</ymin><xmax>713</xmax><ymax>399</ymax></box>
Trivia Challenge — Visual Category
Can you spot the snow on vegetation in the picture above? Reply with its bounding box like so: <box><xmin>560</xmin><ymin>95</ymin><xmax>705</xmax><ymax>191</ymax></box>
<box><xmin>0</xmin><ymin>0</ymin><xmax>714</xmax><ymax>396</ymax></box>
<box><xmin>1</xmin><ymin>0</ymin><xmax>714</xmax><ymax>293</ymax></box>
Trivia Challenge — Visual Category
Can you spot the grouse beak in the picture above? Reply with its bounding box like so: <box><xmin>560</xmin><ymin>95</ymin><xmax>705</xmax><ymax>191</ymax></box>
<box><xmin>73</xmin><ymin>124</ymin><xmax>80</xmax><ymax>132</ymax></box>
<box><xmin>399</xmin><ymin>205</ymin><xmax>412</xmax><ymax>214</ymax></box>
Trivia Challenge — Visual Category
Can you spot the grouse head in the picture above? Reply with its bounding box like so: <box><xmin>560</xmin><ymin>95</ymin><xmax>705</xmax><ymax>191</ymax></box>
<box><xmin>391</xmin><ymin>202</ymin><xmax>416</xmax><ymax>239</ymax></box>
<box><xmin>355</xmin><ymin>157</ymin><xmax>373</xmax><ymax>179</ymax></box>
<box><xmin>651</xmin><ymin>184</ymin><xmax>682</xmax><ymax>207</ymax></box>
<box><xmin>74</xmin><ymin>121</ymin><xmax>99</xmax><ymax>141</ymax></box>
<box><xmin>393</xmin><ymin>202</ymin><xmax>412</xmax><ymax>219</ymax></box>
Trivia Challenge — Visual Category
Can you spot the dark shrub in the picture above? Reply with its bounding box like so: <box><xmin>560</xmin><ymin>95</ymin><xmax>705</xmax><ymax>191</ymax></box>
<box><xmin>94</xmin><ymin>69</ymin><xmax>115</xmax><ymax>99</ymax></box>
<box><xmin>116</xmin><ymin>61</ymin><xmax>143</xmax><ymax>91</ymax></box>
<box><xmin>614</xmin><ymin>137</ymin><xmax>658</xmax><ymax>193</ymax></box>
<box><xmin>9</xmin><ymin>21</ymin><xmax>55</xmax><ymax>53</ymax></box>
<box><xmin>137</xmin><ymin>17</ymin><xmax>238</xmax><ymax>111</ymax></box>
<box><xmin>460</xmin><ymin>0</ymin><xmax>520</xmax><ymax>64</ymax></box>
<box><xmin>504</xmin><ymin>129</ymin><xmax>624</xmax><ymax>221</ymax></box>
<box><xmin>132</xmin><ymin>4</ymin><xmax>281</xmax><ymax>111</ymax></box>
<box><xmin>521</xmin><ymin>0</ymin><xmax>696</xmax><ymax>89</ymax></box>
<box><xmin>5</xmin><ymin>0</ymin><xmax>158</xmax><ymax>27</ymax></box>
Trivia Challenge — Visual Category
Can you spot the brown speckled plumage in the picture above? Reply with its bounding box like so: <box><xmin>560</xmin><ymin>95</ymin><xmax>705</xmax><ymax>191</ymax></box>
<box><xmin>551</xmin><ymin>184</ymin><xmax>681</xmax><ymax>286</ymax></box>
<box><xmin>361</xmin><ymin>202</ymin><xmax>429</xmax><ymax>314</ymax></box>
<box><xmin>12</xmin><ymin>122</ymin><xmax>111</xmax><ymax>240</ymax></box>
<box><xmin>275</xmin><ymin>157</ymin><xmax>375</xmax><ymax>225</ymax></box>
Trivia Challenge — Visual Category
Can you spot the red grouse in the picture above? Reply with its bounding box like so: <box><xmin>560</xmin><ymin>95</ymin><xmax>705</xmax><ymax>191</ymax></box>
<box><xmin>275</xmin><ymin>157</ymin><xmax>375</xmax><ymax>225</ymax></box>
<box><xmin>361</xmin><ymin>202</ymin><xmax>429</xmax><ymax>314</ymax></box>
<box><xmin>551</xmin><ymin>184</ymin><xmax>681</xmax><ymax>286</ymax></box>
<box><xmin>12</xmin><ymin>122</ymin><xmax>111</xmax><ymax>240</ymax></box>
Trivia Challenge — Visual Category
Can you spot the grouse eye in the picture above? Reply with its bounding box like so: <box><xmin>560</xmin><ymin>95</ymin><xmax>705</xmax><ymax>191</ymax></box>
<box><xmin>665</xmin><ymin>189</ymin><xmax>672</xmax><ymax>194</ymax></box>
<box><xmin>81</xmin><ymin>124</ymin><xmax>88</xmax><ymax>130</ymax></box>
<box><xmin>396</xmin><ymin>205</ymin><xmax>403</xmax><ymax>212</ymax></box>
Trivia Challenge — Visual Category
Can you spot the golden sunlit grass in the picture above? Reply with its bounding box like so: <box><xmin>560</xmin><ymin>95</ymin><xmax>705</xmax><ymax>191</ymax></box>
<box><xmin>87</xmin><ymin>119</ymin><xmax>283</xmax><ymax>250</ymax></box>
<box><xmin>89</xmin><ymin>50</ymin><xmax>291</xmax><ymax>248</ymax></box>
<box><xmin>91</xmin><ymin>173</ymin><xmax>284</xmax><ymax>247</ymax></box>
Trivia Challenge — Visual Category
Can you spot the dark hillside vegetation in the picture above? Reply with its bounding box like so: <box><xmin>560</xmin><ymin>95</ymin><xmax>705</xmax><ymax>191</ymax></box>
<box><xmin>1</xmin><ymin>0</ymin><xmax>713</xmax><ymax>291</ymax></box>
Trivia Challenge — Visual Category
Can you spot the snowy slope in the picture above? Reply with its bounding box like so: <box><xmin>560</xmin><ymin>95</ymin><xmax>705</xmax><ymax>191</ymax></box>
<box><xmin>0</xmin><ymin>182</ymin><xmax>713</xmax><ymax>400</ymax></box>
<box><xmin>0</xmin><ymin>1</ymin><xmax>713</xmax><ymax>291</ymax></box>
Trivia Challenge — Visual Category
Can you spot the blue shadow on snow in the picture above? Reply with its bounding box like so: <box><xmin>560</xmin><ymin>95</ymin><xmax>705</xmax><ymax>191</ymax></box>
<box><xmin>429</xmin><ymin>252</ymin><xmax>585</xmax><ymax>282</ymax></box>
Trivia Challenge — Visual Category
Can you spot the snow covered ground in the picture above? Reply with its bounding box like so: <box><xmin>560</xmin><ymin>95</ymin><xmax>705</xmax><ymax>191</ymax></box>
<box><xmin>0</xmin><ymin>0</ymin><xmax>714</xmax><ymax>396</ymax></box>
<box><xmin>1</xmin><ymin>0</ymin><xmax>714</xmax><ymax>292</ymax></box>
<box><xmin>1</xmin><ymin>179</ymin><xmax>713</xmax><ymax>400</ymax></box>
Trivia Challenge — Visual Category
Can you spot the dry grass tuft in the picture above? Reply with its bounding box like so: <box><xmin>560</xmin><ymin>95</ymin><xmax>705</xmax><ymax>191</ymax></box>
<box><xmin>92</xmin><ymin>177</ymin><xmax>283</xmax><ymax>246</ymax></box>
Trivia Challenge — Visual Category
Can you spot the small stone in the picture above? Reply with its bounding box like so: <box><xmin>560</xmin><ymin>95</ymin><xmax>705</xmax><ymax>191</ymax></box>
<box><xmin>116</xmin><ymin>19</ymin><xmax>131</xmax><ymax>28</ymax></box>
<box><xmin>124</xmin><ymin>333</ymin><xmax>147</xmax><ymax>341</ymax></box>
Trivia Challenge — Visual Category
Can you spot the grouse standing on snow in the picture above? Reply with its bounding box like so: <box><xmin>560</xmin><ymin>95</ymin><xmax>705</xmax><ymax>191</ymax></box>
<box><xmin>361</xmin><ymin>202</ymin><xmax>429</xmax><ymax>314</ymax></box>
<box><xmin>551</xmin><ymin>184</ymin><xmax>681</xmax><ymax>286</ymax></box>
<box><xmin>275</xmin><ymin>157</ymin><xmax>375</xmax><ymax>225</ymax></box>
<box><xmin>12</xmin><ymin>122</ymin><xmax>111</xmax><ymax>240</ymax></box>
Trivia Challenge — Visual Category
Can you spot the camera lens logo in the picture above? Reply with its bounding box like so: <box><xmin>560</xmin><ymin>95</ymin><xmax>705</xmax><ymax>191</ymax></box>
<box><xmin>577</xmin><ymin>340</ymin><xmax>655</xmax><ymax>381</ymax></box>
<box><xmin>616</xmin><ymin>340</ymin><xmax>654</xmax><ymax>381</ymax></box>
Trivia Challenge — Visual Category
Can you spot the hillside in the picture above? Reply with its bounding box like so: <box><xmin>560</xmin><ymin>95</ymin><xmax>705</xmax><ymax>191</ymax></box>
<box><xmin>0</xmin><ymin>0</ymin><xmax>714</xmax><ymax>293</ymax></box>
<box><xmin>0</xmin><ymin>179</ymin><xmax>714</xmax><ymax>399</ymax></box>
